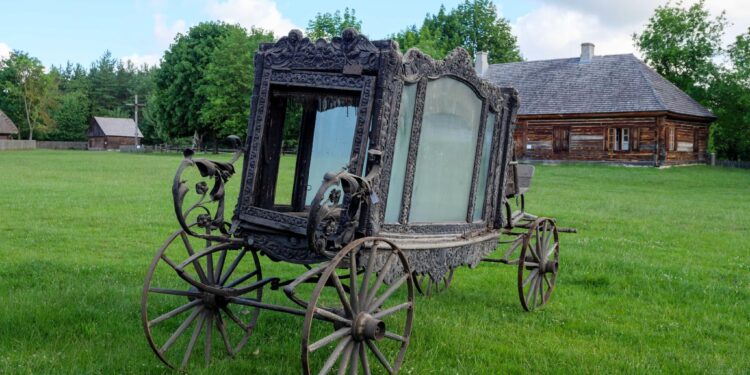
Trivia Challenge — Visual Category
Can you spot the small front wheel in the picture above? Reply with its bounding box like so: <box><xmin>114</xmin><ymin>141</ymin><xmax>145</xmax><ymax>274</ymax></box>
<box><xmin>517</xmin><ymin>218</ymin><xmax>559</xmax><ymax>311</ymax></box>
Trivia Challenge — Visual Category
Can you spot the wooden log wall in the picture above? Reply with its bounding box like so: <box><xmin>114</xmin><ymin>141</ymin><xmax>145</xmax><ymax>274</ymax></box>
<box><xmin>515</xmin><ymin>116</ymin><xmax>658</xmax><ymax>163</ymax></box>
<box><xmin>663</xmin><ymin>118</ymin><xmax>709</xmax><ymax>163</ymax></box>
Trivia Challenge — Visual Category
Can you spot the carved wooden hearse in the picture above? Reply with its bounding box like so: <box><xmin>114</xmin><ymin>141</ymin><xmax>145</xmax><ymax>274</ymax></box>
<box><xmin>141</xmin><ymin>29</ymin><xmax>571</xmax><ymax>374</ymax></box>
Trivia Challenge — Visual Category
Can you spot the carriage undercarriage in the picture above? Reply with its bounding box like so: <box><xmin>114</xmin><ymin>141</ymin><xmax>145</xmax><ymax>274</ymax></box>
<box><xmin>140</xmin><ymin>29</ymin><xmax>575</xmax><ymax>373</ymax></box>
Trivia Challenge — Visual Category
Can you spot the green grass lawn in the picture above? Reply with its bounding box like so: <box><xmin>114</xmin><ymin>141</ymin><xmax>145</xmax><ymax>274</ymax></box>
<box><xmin>1</xmin><ymin>150</ymin><xmax>748</xmax><ymax>374</ymax></box>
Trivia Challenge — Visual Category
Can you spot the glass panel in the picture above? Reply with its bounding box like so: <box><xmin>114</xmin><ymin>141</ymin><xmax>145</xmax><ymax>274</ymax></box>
<box><xmin>473</xmin><ymin>112</ymin><xmax>496</xmax><ymax>222</ymax></box>
<box><xmin>305</xmin><ymin>105</ymin><xmax>358</xmax><ymax>205</ymax></box>
<box><xmin>409</xmin><ymin>77</ymin><xmax>483</xmax><ymax>223</ymax></box>
<box><xmin>622</xmin><ymin>128</ymin><xmax>629</xmax><ymax>151</ymax></box>
<box><xmin>384</xmin><ymin>84</ymin><xmax>417</xmax><ymax>223</ymax></box>
<box><xmin>274</xmin><ymin>101</ymin><xmax>302</xmax><ymax>205</ymax></box>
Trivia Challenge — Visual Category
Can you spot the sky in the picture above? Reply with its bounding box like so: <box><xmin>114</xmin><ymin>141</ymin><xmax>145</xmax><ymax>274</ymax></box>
<box><xmin>0</xmin><ymin>0</ymin><xmax>748</xmax><ymax>68</ymax></box>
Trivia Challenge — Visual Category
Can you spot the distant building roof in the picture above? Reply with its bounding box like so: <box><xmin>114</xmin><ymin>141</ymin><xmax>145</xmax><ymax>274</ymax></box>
<box><xmin>484</xmin><ymin>52</ymin><xmax>715</xmax><ymax>120</ymax></box>
<box><xmin>0</xmin><ymin>110</ymin><xmax>19</xmax><ymax>135</ymax></box>
<box><xmin>89</xmin><ymin>116</ymin><xmax>143</xmax><ymax>138</ymax></box>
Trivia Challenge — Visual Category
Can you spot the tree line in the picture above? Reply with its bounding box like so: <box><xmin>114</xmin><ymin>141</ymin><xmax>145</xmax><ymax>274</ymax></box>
<box><xmin>0</xmin><ymin>0</ymin><xmax>747</xmax><ymax>159</ymax></box>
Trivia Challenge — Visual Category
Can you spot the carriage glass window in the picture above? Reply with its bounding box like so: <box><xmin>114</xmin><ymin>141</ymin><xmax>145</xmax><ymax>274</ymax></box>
<box><xmin>473</xmin><ymin>112</ymin><xmax>496</xmax><ymax>222</ymax></box>
<box><xmin>263</xmin><ymin>88</ymin><xmax>359</xmax><ymax>211</ymax></box>
<box><xmin>409</xmin><ymin>77</ymin><xmax>483</xmax><ymax>223</ymax></box>
<box><xmin>384</xmin><ymin>83</ymin><xmax>417</xmax><ymax>223</ymax></box>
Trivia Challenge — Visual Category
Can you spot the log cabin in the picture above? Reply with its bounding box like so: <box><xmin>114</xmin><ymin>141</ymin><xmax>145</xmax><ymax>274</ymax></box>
<box><xmin>87</xmin><ymin>116</ymin><xmax>143</xmax><ymax>150</ymax></box>
<box><xmin>0</xmin><ymin>109</ymin><xmax>19</xmax><ymax>140</ymax></box>
<box><xmin>476</xmin><ymin>43</ymin><xmax>715</xmax><ymax>166</ymax></box>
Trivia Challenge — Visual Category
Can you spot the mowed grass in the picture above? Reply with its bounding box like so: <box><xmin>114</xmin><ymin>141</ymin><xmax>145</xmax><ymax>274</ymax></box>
<box><xmin>0</xmin><ymin>150</ymin><xmax>748</xmax><ymax>374</ymax></box>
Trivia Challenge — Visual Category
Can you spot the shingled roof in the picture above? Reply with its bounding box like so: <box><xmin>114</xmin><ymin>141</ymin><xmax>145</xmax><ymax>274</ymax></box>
<box><xmin>0</xmin><ymin>110</ymin><xmax>19</xmax><ymax>135</ymax></box>
<box><xmin>88</xmin><ymin>116</ymin><xmax>143</xmax><ymax>138</ymax></box>
<box><xmin>484</xmin><ymin>53</ymin><xmax>715</xmax><ymax>119</ymax></box>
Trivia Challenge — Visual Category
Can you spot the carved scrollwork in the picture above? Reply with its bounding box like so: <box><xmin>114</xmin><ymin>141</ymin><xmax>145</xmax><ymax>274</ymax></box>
<box><xmin>261</xmin><ymin>28</ymin><xmax>380</xmax><ymax>72</ymax></box>
<box><xmin>172</xmin><ymin>136</ymin><xmax>244</xmax><ymax>243</ymax></box>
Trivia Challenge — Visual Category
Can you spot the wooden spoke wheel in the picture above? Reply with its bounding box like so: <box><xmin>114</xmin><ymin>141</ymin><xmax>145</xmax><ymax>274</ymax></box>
<box><xmin>301</xmin><ymin>237</ymin><xmax>414</xmax><ymax>375</ymax></box>
<box><xmin>414</xmin><ymin>269</ymin><xmax>454</xmax><ymax>297</ymax></box>
<box><xmin>141</xmin><ymin>229</ymin><xmax>264</xmax><ymax>371</ymax></box>
<box><xmin>517</xmin><ymin>218</ymin><xmax>559</xmax><ymax>311</ymax></box>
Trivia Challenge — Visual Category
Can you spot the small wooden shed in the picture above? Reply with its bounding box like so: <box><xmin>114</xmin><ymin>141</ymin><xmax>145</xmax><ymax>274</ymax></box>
<box><xmin>87</xmin><ymin>116</ymin><xmax>143</xmax><ymax>150</ymax></box>
<box><xmin>0</xmin><ymin>110</ymin><xmax>19</xmax><ymax>140</ymax></box>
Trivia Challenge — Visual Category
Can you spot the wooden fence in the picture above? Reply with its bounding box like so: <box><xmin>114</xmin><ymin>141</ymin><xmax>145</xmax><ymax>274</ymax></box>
<box><xmin>0</xmin><ymin>140</ymin><xmax>36</xmax><ymax>151</ymax></box>
<box><xmin>715</xmin><ymin>159</ymin><xmax>750</xmax><ymax>169</ymax></box>
<box><xmin>37</xmin><ymin>141</ymin><xmax>88</xmax><ymax>150</ymax></box>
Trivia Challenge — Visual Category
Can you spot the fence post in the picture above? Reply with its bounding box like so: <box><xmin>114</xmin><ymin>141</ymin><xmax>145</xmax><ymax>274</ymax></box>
<box><xmin>710</xmin><ymin>153</ymin><xmax>716</xmax><ymax>166</ymax></box>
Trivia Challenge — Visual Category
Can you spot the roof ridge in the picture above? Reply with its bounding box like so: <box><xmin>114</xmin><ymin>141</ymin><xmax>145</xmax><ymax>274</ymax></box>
<box><xmin>490</xmin><ymin>53</ymin><xmax>637</xmax><ymax>67</ymax></box>
<box><xmin>632</xmin><ymin>56</ymin><xmax>668</xmax><ymax>111</ymax></box>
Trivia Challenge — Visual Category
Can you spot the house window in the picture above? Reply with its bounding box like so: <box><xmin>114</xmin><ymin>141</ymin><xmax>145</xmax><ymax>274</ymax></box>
<box><xmin>668</xmin><ymin>127</ymin><xmax>676</xmax><ymax>151</ymax></box>
<box><xmin>552</xmin><ymin>127</ymin><xmax>569</xmax><ymax>153</ymax></box>
<box><xmin>609</xmin><ymin>127</ymin><xmax>630</xmax><ymax>151</ymax></box>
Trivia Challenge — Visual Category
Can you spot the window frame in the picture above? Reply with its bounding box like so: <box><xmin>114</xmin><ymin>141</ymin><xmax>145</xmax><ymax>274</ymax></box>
<box><xmin>609</xmin><ymin>127</ymin><xmax>633</xmax><ymax>152</ymax></box>
<box><xmin>381</xmin><ymin>74</ymin><xmax>500</xmax><ymax>230</ymax></box>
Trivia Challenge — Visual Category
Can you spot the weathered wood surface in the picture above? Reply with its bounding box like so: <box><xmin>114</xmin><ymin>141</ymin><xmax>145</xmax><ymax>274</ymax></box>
<box><xmin>514</xmin><ymin>114</ymin><xmax>710</xmax><ymax>165</ymax></box>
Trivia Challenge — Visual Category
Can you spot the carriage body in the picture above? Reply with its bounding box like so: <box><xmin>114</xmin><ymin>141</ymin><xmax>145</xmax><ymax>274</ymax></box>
<box><xmin>232</xmin><ymin>29</ymin><xmax>519</xmax><ymax>278</ymax></box>
<box><xmin>142</xmin><ymin>29</ymin><xmax>571</xmax><ymax>374</ymax></box>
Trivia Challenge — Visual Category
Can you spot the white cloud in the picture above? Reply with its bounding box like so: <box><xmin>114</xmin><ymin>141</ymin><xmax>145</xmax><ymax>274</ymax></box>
<box><xmin>154</xmin><ymin>13</ymin><xmax>187</xmax><ymax>47</ymax></box>
<box><xmin>511</xmin><ymin>0</ymin><xmax>750</xmax><ymax>61</ymax></box>
<box><xmin>0</xmin><ymin>42</ymin><xmax>10</xmax><ymax>61</ymax></box>
<box><xmin>206</xmin><ymin>0</ymin><xmax>298</xmax><ymax>37</ymax></box>
<box><xmin>512</xmin><ymin>4</ymin><xmax>638</xmax><ymax>61</ymax></box>
<box><xmin>121</xmin><ymin>53</ymin><xmax>161</xmax><ymax>67</ymax></box>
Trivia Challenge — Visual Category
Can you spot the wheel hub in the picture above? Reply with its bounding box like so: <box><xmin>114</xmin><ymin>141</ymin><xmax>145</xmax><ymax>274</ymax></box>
<box><xmin>540</xmin><ymin>259</ymin><xmax>558</xmax><ymax>274</ymax></box>
<box><xmin>352</xmin><ymin>313</ymin><xmax>385</xmax><ymax>341</ymax></box>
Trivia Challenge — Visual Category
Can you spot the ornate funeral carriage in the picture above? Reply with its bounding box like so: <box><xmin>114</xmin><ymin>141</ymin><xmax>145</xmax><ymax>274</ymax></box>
<box><xmin>141</xmin><ymin>29</ymin><xmax>572</xmax><ymax>374</ymax></box>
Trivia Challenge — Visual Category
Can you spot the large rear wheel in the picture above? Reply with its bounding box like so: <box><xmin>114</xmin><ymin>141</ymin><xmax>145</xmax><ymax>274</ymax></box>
<box><xmin>517</xmin><ymin>218</ymin><xmax>559</xmax><ymax>311</ymax></box>
<box><xmin>301</xmin><ymin>237</ymin><xmax>415</xmax><ymax>374</ymax></box>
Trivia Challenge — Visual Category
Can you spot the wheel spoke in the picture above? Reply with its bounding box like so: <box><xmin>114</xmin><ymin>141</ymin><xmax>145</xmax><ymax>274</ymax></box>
<box><xmin>221</xmin><ymin>306</ymin><xmax>249</xmax><ymax>331</ymax></box>
<box><xmin>544</xmin><ymin>273</ymin><xmax>553</xmax><ymax>289</ymax></box>
<box><xmin>149</xmin><ymin>299</ymin><xmax>202</xmax><ymax>327</ymax></box>
<box><xmin>522</xmin><ymin>269</ymin><xmax>538</xmax><ymax>288</ymax></box>
<box><xmin>547</xmin><ymin>242</ymin><xmax>557</xmax><ymax>259</ymax></box>
<box><xmin>181</xmin><ymin>310</ymin><xmax>207</xmax><ymax>369</ymax></box>
<box><xmin>149</xmin><ymin>287</ymin><xmax>201</xmax><ymax>298</ymax></box>
<box><xmin>527</xmin><ymin>274</ymin><xmax>539</xmax><ymax>308</ymax></box>
<box><xmin>219</xmin><ymin>248</ymin><xmax>247</xmax><ymax>285</ymax></box>
<box><xmin>180</xmin><ymin>233</ymin><xmax>209</xmax><ymax>283</ymax></box>
<box><xmin>383</xmin><ymin>331</ymin><xmax>407</xmax><ymax>343</ymax></box>
<box><xmin>372</xmin><ymin>302</ymin><xmax>411</xmax><ymax>319</ymax></box>
<box><xmin>215</xmin><ymin>312</ymin><xmax>234</xmax><ymax>356</ymax></box>
<box><xmin>537</xmin><ymin>275</ymin><xmax>544</xmax><ymax>306</ymax></box>
<box><xmin>366</xmin><ymin>252</ymin><xmax>397</xmax><ymax>306</ymax></box>
<box><xmin>349</xmin><ymin>342</ymin><xmax>359</xmax><ymax>375</ymax></box>
<box><xmin>330</xmin><ymin>272</ymin><xmax>354</xmax><ymax>318</ymax></box>
<box><xmin>359</xmin><ymin>342</ymin><xmax>371</xmax><ymax>375</ymax></box>
<box><xmin>318</xmin><ymin>337</ymin><xmax>352</xmax><ymax>375</ymax></box>
<box><xmin>160</xmin><ymin>306</ymin><xmax>203</xmax><ymax>354</ymax></box>
<box><xmin>225</xmin><ymin>270</ymin><xmax>259</xmax><ymax>288</ymax></box>
<box><xmin>204</xmin><ymin>311</ymin><xmax>213</xmax><ymax>365</ymax></box>
<box><xmin>365</xmin><ymin>340</ymin><xmax>394</xmax><ymax>374</ymax></box>
<box><xmin>314</xmin><ymin>307</ymin><xmax>352</xmax><ymax>326</ymax></box>
<box><xmin>359</xmin><ymin>242</ymin><xmax>379</xmax><ymax>307</ymax></box>
<box><xmin>337</xmin><ymin>341</ymin><xmax>354</xmax><ymax>375</ymax></box>
<box><xmin>349</xmin><ymin>252</ymin><xmax>359</xmax><ymax>313</ymax></box>
<box><xmin>206</xmin><ymin>252</ymin><xmax>214</xmax><ymax>286</ymax></box>
<box><xmin>215</xmin><ymin>250</ymin><xmax>228</xmax><ymax>284</ymax></box>
<box><xmin>308</xmin><ymin>327</ymin><xmax>350</xmax><ymax>353</ymax></box>
<box><xmin>369</xmin><ymin>273</ymin><xmax>409</xmax><ymax>313</ymax></box>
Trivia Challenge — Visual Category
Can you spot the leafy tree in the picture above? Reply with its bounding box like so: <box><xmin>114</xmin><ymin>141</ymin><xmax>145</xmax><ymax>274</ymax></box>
<box><xmin>50</xmin><ymin>91</ymin><xmax>90</xmax><ymax>141</ymax></box>
<box><xmin>393</xmin><ymin>1</ymin><xmax>521</xmax><ymax>63</ymax></box>
<box><xmin>710</xmin><ymin>30</ymin><xmax>750</xmax><ymax>160</ymax></box>
<box><xmin>0</xmin><ymin>51</ymin><xmax>57</xmax><ymax>140</ymax></box>
<box><xmin>306</xmin><ymin>7</ymin><xmax>362</xmax><ymax>40</ymax></box>
<box><xmin>88</xmin><ymin>51</ymin><xmax>121</xmax><ymax>116</ymax></box>
<box><xmin>633</xmin><ymin>0</ymin><xmax>727</xmax><ymax>105</ymax></box>
<box><xmin>199</xmin><ymin>27</ymin><xmax>274</xmax><ymax>146</ymax></box>
<box><xmin>153</xmin><ymin>22</ymin><xmax>249</xmax><ymax>148</ymax></box>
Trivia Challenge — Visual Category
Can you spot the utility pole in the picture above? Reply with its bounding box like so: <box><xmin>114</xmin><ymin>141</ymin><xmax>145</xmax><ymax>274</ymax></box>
<box><xmin>127</xmin><ymin>94</ymin><xmax>145</xmax><ymax>148</ymax></box>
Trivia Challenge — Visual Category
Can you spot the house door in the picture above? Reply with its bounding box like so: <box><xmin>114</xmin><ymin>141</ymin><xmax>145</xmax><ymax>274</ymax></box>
<box><xmin>553</xmin><ymin>127</ymin><xmax>569</xmax><ymax>153</ymax></box>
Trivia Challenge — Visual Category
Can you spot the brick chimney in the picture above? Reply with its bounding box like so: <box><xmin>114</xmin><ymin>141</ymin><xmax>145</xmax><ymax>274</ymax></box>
<box><xmin>580</xmin><ymin>43</ymin><xmax>595</xmax><ymax>64</ymax></box>
<box><xmin>475</xmin><ymin>51</ymin><xmax>489</xmax><ymax>77</ymax></box>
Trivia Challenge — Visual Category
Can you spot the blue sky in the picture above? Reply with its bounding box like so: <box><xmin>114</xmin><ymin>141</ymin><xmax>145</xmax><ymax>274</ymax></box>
<box><xmin>0</xmin><ymin>0</ymin><xmax>746</xmax><ymax>68</ymax></box>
